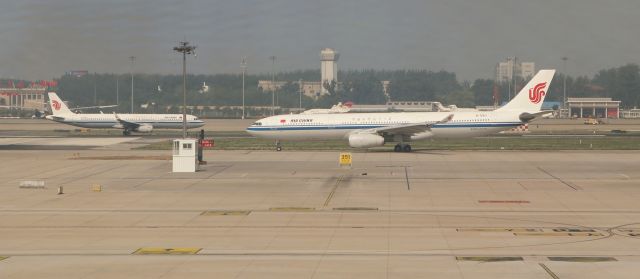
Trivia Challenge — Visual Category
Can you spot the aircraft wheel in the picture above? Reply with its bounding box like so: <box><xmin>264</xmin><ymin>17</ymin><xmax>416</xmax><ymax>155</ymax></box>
<box><xmin>276</xmin><ymin>146</ymin><xmax>282</xmax><ymax>152</ymax></box>
<box><xmin>394</xmin><ymin>144</ymin><xmax>402</xmax><ymax>152</ymax></box>
<box><xmin>123</xmin><ymin>130</ymin><xmax>131</xmax><ymax>136</ymax></box>
<box><xmin>403</xmin><ymin>144</ymin><xmax>412</xmax><ymax>152</ymax></box>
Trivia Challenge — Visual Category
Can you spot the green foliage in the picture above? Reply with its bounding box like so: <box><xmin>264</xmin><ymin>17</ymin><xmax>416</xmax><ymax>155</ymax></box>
<box><xmin>340</xmin><ymin>70</ymin><xmax>387</xmax><ymax>104</ymax></box>
<box><xmin>471</xmin><ymin>79</ymin><xmax>494</xmax><ymax>106</ymax></box>
<box><xmin>386</xmin><ymin>70</ymin><xmax>461</xmax><ymax>102</ymax></box>
<box><xmin>442</xmin><ymin>89</ymin><xmax>475</xmax><ymax>108</ymax></box>
<box><xmin>593</xmin><ymin>64</ymin><xmax>640</xmax><ymax>107</ymax></box>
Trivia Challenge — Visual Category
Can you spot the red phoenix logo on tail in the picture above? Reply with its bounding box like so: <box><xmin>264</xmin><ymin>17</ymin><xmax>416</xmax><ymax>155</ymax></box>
<box><xmin>528</xmin><ymin>82</ymin><xmax>547</xmax><ymax>104</ymax></box>
<box><xmin>52</xmin><ymin>100</ymin><xmax>61</xmax><ymax>111</ymax></box>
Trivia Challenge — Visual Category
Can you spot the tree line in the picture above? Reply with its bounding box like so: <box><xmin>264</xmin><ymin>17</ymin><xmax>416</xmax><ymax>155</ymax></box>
<box><xmin>53</xmin><ymin>63</ymin><xmax>640</xmax><ymax>113</ymax></box>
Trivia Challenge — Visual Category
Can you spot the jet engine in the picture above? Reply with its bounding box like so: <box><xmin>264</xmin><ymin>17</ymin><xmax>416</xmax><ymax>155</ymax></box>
<box><xmin>348</xmin><ymin>133</ymin><xmax>384</xmax><ymax>148</ymax></box>
<box><xmin>134</xmin><ymin>124</ymin><xmax>153</xmax><ymax>133</ymax></box>
<box><xmin>410</xmin><ymin>131</ymin><xmax>434</xmax><ymax>141</ymax></box>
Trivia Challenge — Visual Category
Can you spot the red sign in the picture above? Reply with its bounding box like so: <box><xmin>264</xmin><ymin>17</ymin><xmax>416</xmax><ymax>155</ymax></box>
<box><xmin>200</xmin><ymin>139</ymin><xmax>214</xmax><ymax>148</ymax></box>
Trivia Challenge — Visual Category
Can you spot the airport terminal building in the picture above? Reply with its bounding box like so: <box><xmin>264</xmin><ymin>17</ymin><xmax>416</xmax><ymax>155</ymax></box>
<box><xmin>567</xmin><ymin>97</ymin><xmax>620</xmax><ymax>118</ymax></box>
<box><xmin>0</xmin><ymin>86</ymin><xmax>47</xmax><ymax>111</ymax></box>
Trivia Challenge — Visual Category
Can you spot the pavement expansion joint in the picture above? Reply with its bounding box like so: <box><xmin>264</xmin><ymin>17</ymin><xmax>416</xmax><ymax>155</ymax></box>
<box><xmin>333</xmin><ymin>207</ymin><xmax>379</xmax><ymax>211</ymax></box>
<box><xmin>323</xmin><ymin>174</ymin><xmax>345</xmax><ymax>207</ymax></box>
<box><xmin>548</xmin><ymin>256</ymin><xmax>617</xmax><ymax>262</ymax></box>
<box><xmin>201</xmin><ymin>210</ymin><xmax>251</xmax><ymax>216</ymax></box>
<box><xmin>269</xmin><ymin>207</ymin><xmax>315</xmax><ymax>212</ymax></box>
<box><xmin>133</xmin><ymin>248</ymin><xmax>202</xmax><ymax>255</ymax></box>
<box><xmin>456</xmin><ymin>256</ymin><xmax>523</xmax><ymax>262</ymax></box>
<box><xmin>539</xmin><ymin>263</ymin><xmax>560</xmax><ymax>279</ymax></box>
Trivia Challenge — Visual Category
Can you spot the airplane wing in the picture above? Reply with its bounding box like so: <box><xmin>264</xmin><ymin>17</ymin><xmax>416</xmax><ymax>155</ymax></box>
<box><xmin>113</xmin><ymin>112</ymin><xmax>140</xmax><ymax>129</ymax></box>
<box><xmin>360</xmin><ymin>114</ymin><xmax>454</xmax><ymax>136</ymax></box>
<box><xmin>72</xmin><ymin>105</ymin><xmax>118</xmax><ymax>110</ymax></box>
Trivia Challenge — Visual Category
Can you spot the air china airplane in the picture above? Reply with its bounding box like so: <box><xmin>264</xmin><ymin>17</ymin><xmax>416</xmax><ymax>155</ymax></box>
<box><xmin>247</xmin><ymin>69</ymin><xmax>555</xmax><ymax>152</ymax></box>
<box><xmin>45</xmin><ymin>92</ymin><xmax>204</xmax><ymax>135</ymax></box>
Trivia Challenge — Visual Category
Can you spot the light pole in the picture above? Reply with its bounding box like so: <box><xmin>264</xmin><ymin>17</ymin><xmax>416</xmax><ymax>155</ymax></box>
<box><xmin>241</xmin><ymin>56</ymin><xmax>247</xmax><ymax>119</ymax></box>
<box><xmin>173</xmin><ymin>41</ymin><xmax>196</xmax><ymax>139</ymax></box>
<box><xmin>513</xmin><ymin>56</ymin><xmax>518</xmax><ymax>98</ymax></box>
<box><xmin>116</xmin><ymin>77</ymin><xmax>119</xmax><ymax>111</ymax></box>
<box><xmin>562</xmin><ymin>56</ymin><xmax>568</xmax><ymax>114</ymax></box>
<box><xmin>129</xmin><ymin>56</ymin><xmax>135</xmax><ymax>114</ymax></box>
<box><xmin>506</xmin><ymin>57</ymin><xmax>512</xmax><ymax>100</ymax></box>
<box><xmin>299</xmin><ymin>79</ymin><xmax>303</xmax><ymax>111</ymax></box>
<box><xmin>269</xmin><ymin>55</ymin><xmax>276</xmax><ymax>115</ymax></box>
<box><xmin>93</xmin><ymin>73</ymin><xmax>97</xmax><ymax>105</ymax></box>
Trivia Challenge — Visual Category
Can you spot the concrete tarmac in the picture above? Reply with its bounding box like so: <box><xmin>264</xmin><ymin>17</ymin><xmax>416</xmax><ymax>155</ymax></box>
<box><xmin>1</xmin><ymin>146</ymin><xmax>639</xmax><ymax>278</ymax></box>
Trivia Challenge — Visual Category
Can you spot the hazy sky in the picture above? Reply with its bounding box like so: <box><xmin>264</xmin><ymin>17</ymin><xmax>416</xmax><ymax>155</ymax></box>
<box><xmin>1</xmin><ymin>0</ymin><xmax>638</xmax><ymax>81</ymax></box>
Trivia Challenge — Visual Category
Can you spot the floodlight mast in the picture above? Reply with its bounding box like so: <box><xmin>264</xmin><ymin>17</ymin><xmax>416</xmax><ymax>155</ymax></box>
<box><xmin>173</xmin><ymin>41</ymin><xmax>196</xmax><ymax>139</ymax></box>
<box><xmin>129</xmin><ymin>56</ymin><xmax>135</xmax><ymax>113</ymax></box>
<box><xmin>269</xmin><ymin>55</ymin><xmax>276</xmax><ymax>115</ymax></box>
<box><xmin>241</xmin><ymin>56</ymin><xmax>247</xmax><ymax>119</ymax></box>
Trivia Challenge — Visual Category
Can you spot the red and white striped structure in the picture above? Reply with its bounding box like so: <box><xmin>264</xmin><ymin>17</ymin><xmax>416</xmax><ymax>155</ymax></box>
<box><xmin>501</xmin><ymin>123</ymin><xmax>529</xmax><ymax>134</ymax></box>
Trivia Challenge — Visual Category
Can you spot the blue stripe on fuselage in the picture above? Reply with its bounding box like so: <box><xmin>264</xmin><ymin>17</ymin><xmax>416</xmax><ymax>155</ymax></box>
<box><xmin>246</xmin><ymin>122</ymin><xmax>522</xmax><ymax>131</ymax></box>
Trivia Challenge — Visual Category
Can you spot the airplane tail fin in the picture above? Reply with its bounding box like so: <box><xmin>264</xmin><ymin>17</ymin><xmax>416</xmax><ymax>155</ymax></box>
<box><xmin>496</xmin><ymin>69</ymin><xmax>556</xmax><ymax>112</ymax></box>
<box><xmin>47</xmin><ymin>92</ymin><xmax>73</xmax><ymax>116</ymax></box>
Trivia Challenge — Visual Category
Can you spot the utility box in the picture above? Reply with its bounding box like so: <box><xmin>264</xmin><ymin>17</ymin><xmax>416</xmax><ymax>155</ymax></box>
<box><xmin>172</xmin><ymin>139</ymin><xmax>198</xmax><ymax>172</ymax></box>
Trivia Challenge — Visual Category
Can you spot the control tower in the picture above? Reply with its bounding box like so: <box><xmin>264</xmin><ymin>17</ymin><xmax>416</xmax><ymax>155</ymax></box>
<box><xmin>320</xmin><ymin>48</ymin><xmax>339</xmax><ymax>94</ymax></box>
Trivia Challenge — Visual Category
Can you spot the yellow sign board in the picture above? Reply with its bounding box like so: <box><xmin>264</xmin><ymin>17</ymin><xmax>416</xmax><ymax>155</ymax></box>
<box><xmin>339</xmin><ymin>153</ymin><xmax>352</xmax><ymax>166</ymax></box>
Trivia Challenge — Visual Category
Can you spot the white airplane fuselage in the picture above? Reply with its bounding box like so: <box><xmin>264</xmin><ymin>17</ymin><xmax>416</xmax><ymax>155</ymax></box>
<box><xmin>46</xmin><ymin>113</ymin><xmax>205</xmax><ymax>129</ymax></box>
<box><xmin>246</xmin><ymin>110</ymin><xmax>522</xmax><ymax>140</ymax></box>
<box><xmin>246</xmin><ymin>69</ymin><xmax>555</xmax><ymax>151</ymax></box>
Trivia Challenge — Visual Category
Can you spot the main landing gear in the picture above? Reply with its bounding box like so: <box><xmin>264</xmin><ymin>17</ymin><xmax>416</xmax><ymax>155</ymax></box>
<box><xmin>275</xmin><ymin>140</ymin><xmax>282</xmax><ymax>151</ymax></box>
<box><xmin>394</xmin><ymin>143</ymin><xmax>412</xmax><ymax>152</ymax></box>
<box><xmin>122</xmin><ymin>130</ymin><xmax>131</xmax><ymax>136</ymax></box>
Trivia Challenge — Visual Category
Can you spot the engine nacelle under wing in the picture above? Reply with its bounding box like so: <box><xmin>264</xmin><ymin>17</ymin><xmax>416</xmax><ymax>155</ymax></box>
<box><xmin>348</xmin><ymin>133</ymin><xmax>385</xmax><ymax>148</ymax></box>
<box><xmin>134</xmin><ymin>124</ymin><xmax>153</xmax><ymax>133</ymax></box>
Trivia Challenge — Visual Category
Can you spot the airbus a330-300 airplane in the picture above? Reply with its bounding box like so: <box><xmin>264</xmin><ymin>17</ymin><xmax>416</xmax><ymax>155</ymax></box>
<box><xmin>45</xmin><ymin>93</ymin><xmax>204</xmax><ymax>135</ymax></box>
<box><xmin>247</xmin><ymin>69</ymin><xmax>555</xmax><ymax>152</ymax></box>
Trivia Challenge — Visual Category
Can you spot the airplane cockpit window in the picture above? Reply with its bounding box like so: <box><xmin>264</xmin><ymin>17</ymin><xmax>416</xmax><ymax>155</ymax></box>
<box><xmin>252</xmin><ymin>122</ymin><xmax>262</xmax><ymax>126</ymax></box>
